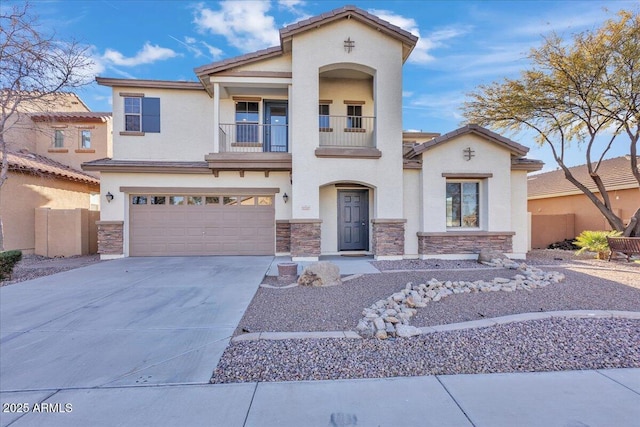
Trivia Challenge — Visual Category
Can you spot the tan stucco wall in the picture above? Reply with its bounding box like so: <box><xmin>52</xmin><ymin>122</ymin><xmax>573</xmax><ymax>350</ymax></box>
<box><xmin>35</xmin><ymin>208</ymin><xmax>96</xmax><ymax>257</ymax></box>
<box><xmin>528</xmin><ymin>187</ymin><xmax>640</xmax><ymax>243</ymax></box>
<box><xmin>111</xmin><ymin>87</ymin><xmax>214</xmax><ymax>161</ymax></box>
<box><xmin>403</xmin><ymin>169</ymin><xmax>421</xmax><ymax>258</ymax></box>
<box><xmin>290</xmin><ymin>18</ymin><xmax>405</xmax><ymax>221</ymax></box>
<box><xmin>31</xmin><ymin>120</ymin><xmax>112</xmax><ymax>177</ymax></box>
<box><xmin>510</xmin><ymin>170</ymin><xmax>529</xmax><ymax>256</ymax></box>
<box><xmin>1</xmin><ymin>171</ymin><xmax>98</xmax><ymax>253</ymax></box>
<box><xmin>420</xmin><ymin>134</ymin><xmax>513</xmax><ymax>233</ymax></box>
<box><xmin>236</xmin><ymin>52</ymin><xmax>293</xmax><ymax>73</ymax></box>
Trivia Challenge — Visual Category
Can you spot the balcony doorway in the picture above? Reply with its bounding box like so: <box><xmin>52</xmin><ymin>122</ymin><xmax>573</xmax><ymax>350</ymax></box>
<box><xmin>264</xmin><ymin>101</ymin><xmax>288</xmax><ymax>152</ymax></box>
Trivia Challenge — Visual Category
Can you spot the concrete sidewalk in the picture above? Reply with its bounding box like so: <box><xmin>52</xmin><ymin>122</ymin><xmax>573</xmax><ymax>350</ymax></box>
<box><xmin>1</xmin><ymin>369</ymin><xmax>638</xmax><ymax>426</ymax></box>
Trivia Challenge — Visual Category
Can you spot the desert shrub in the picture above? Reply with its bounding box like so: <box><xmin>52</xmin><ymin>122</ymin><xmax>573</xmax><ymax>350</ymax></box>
<box><xmin>0</xmin><ymin>250</ymin><xmax>22</xmax><ymax>280</ymax></box>
<box><xmin>574</xmin><ymin>230</ymin><xmax>622</xmax><ymax>259</ymax></box>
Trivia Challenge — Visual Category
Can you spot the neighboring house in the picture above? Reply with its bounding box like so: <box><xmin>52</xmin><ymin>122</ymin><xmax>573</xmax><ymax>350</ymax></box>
<box><xmin>0</xmin><ymin>93</ymin><xmax>112</xmax><ymax>254</ymax></box>
<box><xmin>528</xmin><ymin>156</ymin><xmax>640</xmax><ymax>248</ymax></box>
<box><xmin>84</xmin><ymin>5</ymin><xmax>542</xmax><ymax>261</ymax></box>
<box><xmin>1</xmin><ymin>150</ymin><xmax>100</xmax><ymax>255</ymax></box>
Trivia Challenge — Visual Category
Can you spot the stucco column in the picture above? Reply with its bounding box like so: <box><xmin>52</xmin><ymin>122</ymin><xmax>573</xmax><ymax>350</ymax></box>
<box><xmin>213</xmin><ymin>82</ymin><xmax>220</xmax><ymax>153</ymax></box>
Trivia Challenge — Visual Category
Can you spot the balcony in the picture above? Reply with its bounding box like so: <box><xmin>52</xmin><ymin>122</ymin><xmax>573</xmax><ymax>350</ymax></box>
<box><xmin>219</xmin><ymin>123</ymin><xmax>288</xmax><ymax>153</ymax></box>
<box><xmin>316</xmin><ymin>115</ymin><xmax>381</xmax><ymax>159</ymax></box>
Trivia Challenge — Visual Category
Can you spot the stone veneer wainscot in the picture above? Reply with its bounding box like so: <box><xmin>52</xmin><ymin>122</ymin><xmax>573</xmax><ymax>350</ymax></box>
<box><xmin>418</xmin><ymin>231</ymin><xmax>514</xmax><ymax>255</ymax></box>
<box><xmin>96</xmin><ymin>221</ymin><xmax>124</xmax><ymax>255</ymax></box>
<box><xmin>290</xmin><ymin>219</ymin><xmax>322</xmax><ymax>258</ymax></box>
<box><xmin>371</xmin><ymin>219</ymin><xmax>406</xmax><ymax>257</ymax></box>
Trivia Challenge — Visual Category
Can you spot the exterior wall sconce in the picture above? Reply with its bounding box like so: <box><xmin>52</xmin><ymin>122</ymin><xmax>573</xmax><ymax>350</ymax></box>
<box><xmin>283</xmin><ymin>193</ymin><xmax>289</xmax><ymax>203</ymax></box>
<box><xmin>105</xmin><ymin>192</ymin><xmax>114</xmax><ymax>203</ymax></box>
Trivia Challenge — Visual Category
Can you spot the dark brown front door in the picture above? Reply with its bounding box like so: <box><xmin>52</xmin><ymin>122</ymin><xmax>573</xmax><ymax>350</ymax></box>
<box><xmin>338</xmin><ymin>190</ymin><xmax>369</xmax><ymax>251</ymax></box>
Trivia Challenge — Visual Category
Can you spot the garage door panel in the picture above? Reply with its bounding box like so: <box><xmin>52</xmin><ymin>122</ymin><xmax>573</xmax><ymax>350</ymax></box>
<box><xmin>130</xmin><ymin>194</ymin><xmax>275</xmax><ymax>256</ymax></box>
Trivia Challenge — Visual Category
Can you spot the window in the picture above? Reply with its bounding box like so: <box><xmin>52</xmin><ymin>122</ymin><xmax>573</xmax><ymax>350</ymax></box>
<box><xmin>80</xmin><ymin>130</ymin><xmax>91</xmax><ymax>148</ymax></box>
<box><xmin>224</xmin><ymin>196</ymin><xmax>238</xmax><ymax>206</ymax></box>
<box><xmin>258</xmin><ymin>196</ymin><xmax>273</xmax><ymax>206</ymax></box>
<box><xmin>235</xmin><ymin>101</ymin><xmax>259</xmax><ymax>142</ymax></box>
<box><xmin>151</xmin><ymin>196</ymin><xmax>166</xmax><ymax>205</ymax></box>
<box><xmin>240</xmin><ymin>196</ymin><xmax>255</xmax><ymax>206</ymax></box>
<box><xmin>54</xmin><ymin>130</ymin><xmax>64</xmax><ymax>148</ymax></box>
<box><xmin>319</xmin><ymin>104</ymin><xmax>330</xmax><ymax>129</ymax></box>
<box><xmin>446</xmin><ymin>182</ymin><xmax>479</xmax><ymax>228</ymax></box>
<box><xmin>206</xmin><ymin>196</ymin><xmax>220</xmax><ymax>205</ymax></box>
<box><xmin>346</xmin><ymin>105</ymin><xmax>362</xmax><ymax>129</ymax></box>
<box><xmin>170</xmin><ymin>196</ymin><xmax>184</xmax><ymax>205</ymax></box>
<box><xmin>123</xmin><ymin>96</ymin><xmax>160</xmax><ymax>133</ymax></box>
<box><xmin>187</xmin><ymin>196</ymin><xmax>203</xmax><ymax>205</ymax></box>
<box><xmin>132</xmin><ymin>195</ymin><xmax>147</xmax><ymax>205</ymax></box>
<box><xmin>124</xmin><ymin>97</ymin><xmax>141</xmax><ymax>131</ymax></box>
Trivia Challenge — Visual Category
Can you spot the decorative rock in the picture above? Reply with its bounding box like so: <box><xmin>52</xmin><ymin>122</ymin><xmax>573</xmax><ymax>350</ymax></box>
<box><xmin>297</xmin><ymin>261</ymin><xmax>341</xmax><ymax>287</ymax></box>
<box><xmin>478</xmin><ymin>248</ymin><xmax>508</xmax><ymax>265</ymax></box>
<box><xmin>355</xmin><ymin>261</ymin><xmax>565</xmax><ymax>339</ymax></box>
<box><xmin>396</xmin><ymin>324</ymin><xmax>421</xmax><ymax>337</ymax></box>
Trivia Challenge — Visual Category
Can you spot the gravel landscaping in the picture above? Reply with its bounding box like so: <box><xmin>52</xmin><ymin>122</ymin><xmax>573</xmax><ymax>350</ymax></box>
<box><xmin>0</xmin><ymin>254</ymin><xmax>102</xmax><ymax>286</ymax></box>
<box><xmin>215</xmin><ymin>250</ymin><xmax>640</xmax><ymax>383</ymax></box>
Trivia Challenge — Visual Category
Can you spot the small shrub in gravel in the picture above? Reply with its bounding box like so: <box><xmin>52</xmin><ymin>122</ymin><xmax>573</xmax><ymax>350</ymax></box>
<box><xmin>0</xmin><ymin>250</ymin><xmax>22</xmax><ymax>280</ymax></box>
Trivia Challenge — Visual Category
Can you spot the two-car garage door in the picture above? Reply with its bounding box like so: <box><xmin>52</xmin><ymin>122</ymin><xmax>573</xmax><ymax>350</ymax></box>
<box><xmin>129</xmin><ymin>193</ymin><xmax>275</xmax><ymax>256</ymax></box>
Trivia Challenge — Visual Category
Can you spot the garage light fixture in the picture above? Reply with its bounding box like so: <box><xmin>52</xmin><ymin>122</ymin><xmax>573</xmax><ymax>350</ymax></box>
<box><xmin>282</xmin><ymin>193</ymin><xmax>289</xmax><ymax>203</ymax></box>
<box><xmin>105</xmin><ymin>192</ymin><xmax>114</xmax><ymax>203</ymax></box>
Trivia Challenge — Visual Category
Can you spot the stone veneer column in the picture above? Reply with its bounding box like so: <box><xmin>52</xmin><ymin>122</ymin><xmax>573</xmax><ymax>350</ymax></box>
<box><xmin>289</xmin><ymin>219</ymin><xmax>322</xmax><ymax>260</ymax></box>
<box><xmin>276</xmin><ymin>220</ymin><xmax>291</xmax><ymax>254</ymax></box>
<box><xmin>371</xmin><ymin>219</ymin><xmax>406</xmax><ymax>260</ymax></box>
<box><xmin>96</xmin><ymin>221</ymin><xmax>124</xmax><ymax>256</ymax></box>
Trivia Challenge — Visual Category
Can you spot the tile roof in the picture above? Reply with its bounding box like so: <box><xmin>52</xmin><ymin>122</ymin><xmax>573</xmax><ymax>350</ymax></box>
<box><xmin>3</xmin><ymin>150</ymin><xmax>100</xmax><ymax>185</ymax></box>
<box><xmin>528</xmin><ymin>156</ymin><xmax>640</xmax><ymax>199</ymax></box>
<box><xmin>81</xmin><ymin>158</ymin><xmax>211</xmax><ymax>173</ymax></box>
<box><xmin>28</xmin><ymin>112</ymin><xmax>111</xmax><ymax>123</ymax></box>
<box><xmin>195</xmin><ymin>5</ymin><xmax>418</xmax><ymax>77</ymax></box>
<box><xmin>409</xmin><ymin>124</ymin><xmax>530</xmax><ymax>157</ymax></box>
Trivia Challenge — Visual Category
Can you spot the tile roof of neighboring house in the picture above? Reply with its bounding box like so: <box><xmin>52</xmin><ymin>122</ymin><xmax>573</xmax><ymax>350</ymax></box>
<box><xmin>4</xmin><ymin>150</ymin><xmax>100</xmax><ymax>185</ymax></box>
<box><xmin>95</xmin><ymin>77</ymin><xmax>204</xmax><ymax>90</ymax></box>
<box><xmin>528</xmin><ymin>156</ymin><xmax>640</xmax><ymax>199</ymax></box>
<box><xmin>408</xmin><ymin>124</ymin><xmax>531</xmax><ymax>157</ymax></box>
<box><xmin>28</xmin><ymin>111</ymin><xmax>112</xmax><ymax>123</ymax></box>
<box><xmin>195</xmin><ymin>5</ymin><xmax>418</xmax><ymax>78</ymax></box>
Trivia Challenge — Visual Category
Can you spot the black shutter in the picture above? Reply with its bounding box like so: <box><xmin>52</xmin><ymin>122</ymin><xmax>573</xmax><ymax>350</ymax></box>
<box><xmin>142</xmin><ymin>97</ymin><xmax>160</xmax><ymax>133</ymax></box>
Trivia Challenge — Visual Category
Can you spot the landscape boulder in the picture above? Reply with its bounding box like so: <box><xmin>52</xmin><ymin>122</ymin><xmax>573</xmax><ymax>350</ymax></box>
<box><xmin>477</xmin><ymin>248</ymin><xmax>508</xmax><ymax>265</ymax></box>
<box><xmin>297</xmin><ymin>261</ymin><xmax>341</xmax><ymax>287</ymax></box>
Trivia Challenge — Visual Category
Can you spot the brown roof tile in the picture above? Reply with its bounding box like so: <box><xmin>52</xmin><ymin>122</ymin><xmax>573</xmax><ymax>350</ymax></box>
<box><xmin>28</xmin><ymin>111</ymin><xmax>111</xmax><ymax>123</ymax></box>
<box><xmin>194</xmin><ymin>46</ymin><xmax>283</xmax><ymax>77</ymax></box>
<box><xmin>528</xmin><ymin>156</ymin><xmax>640</xmax><ymax>198</ymax></box>
<box><xmin>3</xmin><ymin>150</ymin><xmax>100</xmax><ymax>185</ymax></box>
<box><xmin>409</xmin><ymin>124</ymin><xmax>530</xmax><ymax>157</ymax></box>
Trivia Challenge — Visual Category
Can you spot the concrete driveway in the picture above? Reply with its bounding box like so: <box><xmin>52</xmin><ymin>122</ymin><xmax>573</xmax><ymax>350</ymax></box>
<box><xmin>0</xmin><ymin>256</ymin><xmax>272</xmax><ymax>393</ymax></box>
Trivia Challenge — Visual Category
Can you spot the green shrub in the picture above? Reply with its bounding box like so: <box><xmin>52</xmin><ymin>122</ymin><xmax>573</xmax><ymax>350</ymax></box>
<box><xmin>574</xmin><ymin>230</ymin><xmax>622</xmax><ymax>259</ymax></box>
<box><xmin>0</xmin><ymin>250</ymin><xmax>22</xmax><ymax>280</ymax></box>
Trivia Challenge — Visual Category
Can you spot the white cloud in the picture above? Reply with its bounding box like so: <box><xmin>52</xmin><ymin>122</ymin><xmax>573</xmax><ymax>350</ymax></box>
<box><xmin>369</xmin><ymin>9</ymin><xmax>469</xmax><ymax>64</ymax></box>
<box><xmin>406</xmin><ymin>92</ymin><xmax>468</xmax><ymax>121</ymax></box>
<box><xmin>193</xmin><ymin>1</ymin><xmax>280</xmax><ymax>53</ymax></box>
<box><xmin>278</xmin><ymin>0</ymin><xmax>305</xmax><ymax>13</ymax></box>
<box><xmin>201</xmin><ymin>41</ymin><xmax>224</xmax><ymax>60</ymax></box>
<box><xmin>102</xmin><ymin>42</ymin><xmax>178</xmax><ymax>67</ymax></box>
<box><xmin>402</xmin><ymin>91</ymin><xmax>413</xmax><ymax>98</ymax></box>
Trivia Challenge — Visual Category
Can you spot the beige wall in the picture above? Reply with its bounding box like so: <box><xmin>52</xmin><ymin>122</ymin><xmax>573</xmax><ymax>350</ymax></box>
<box><xmin>1</xmin><ymin>171</ymin><xmax>98</xmax><ymax>253</ymax></box>
<box><xmin>111</xmin><ymin>87</ymin><xmax>214</xmax><ymax>161</ymax></box>
<box><xmin>528</xmin><ymin>187</ymin><xmax>639</xmax><ymax>244</ymax></box>
<box><xmin>510</xmin><ymin>170</ymin><xmax>529</xmax><ymax>256</ymax></box>
<box><xmin>403</xmin><ymin>169</ymin><xmax>421</xmax><ymax>258</ymax></box>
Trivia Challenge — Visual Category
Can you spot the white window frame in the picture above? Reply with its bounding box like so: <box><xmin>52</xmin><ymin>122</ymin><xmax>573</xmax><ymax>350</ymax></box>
<box><xmin>53</xmin><ymin>129</ymin><xmax>64</xmax><ymax>148</ymax></box>
<box><xmin>80</xmin><ymin>129</ymin><xmax>91</xmax><ymax>148</ymax></box>
<box><xmin>124</xmin><ymin>97</ymin><xmax>142</xmax><ymax>132</ymax></box>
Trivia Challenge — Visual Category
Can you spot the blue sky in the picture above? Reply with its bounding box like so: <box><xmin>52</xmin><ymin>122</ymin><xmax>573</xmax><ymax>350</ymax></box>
<box><xmin>17</xmin><ymin>0</ymin><xmax>640</xmax><ymax>170</ymax></box>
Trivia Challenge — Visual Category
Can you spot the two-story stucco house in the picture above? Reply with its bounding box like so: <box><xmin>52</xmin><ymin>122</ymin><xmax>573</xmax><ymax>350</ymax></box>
<box><xmin>84</xmin><ymin>6</ymin><xmax>542</xmax><ymax>261</ymax></box>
